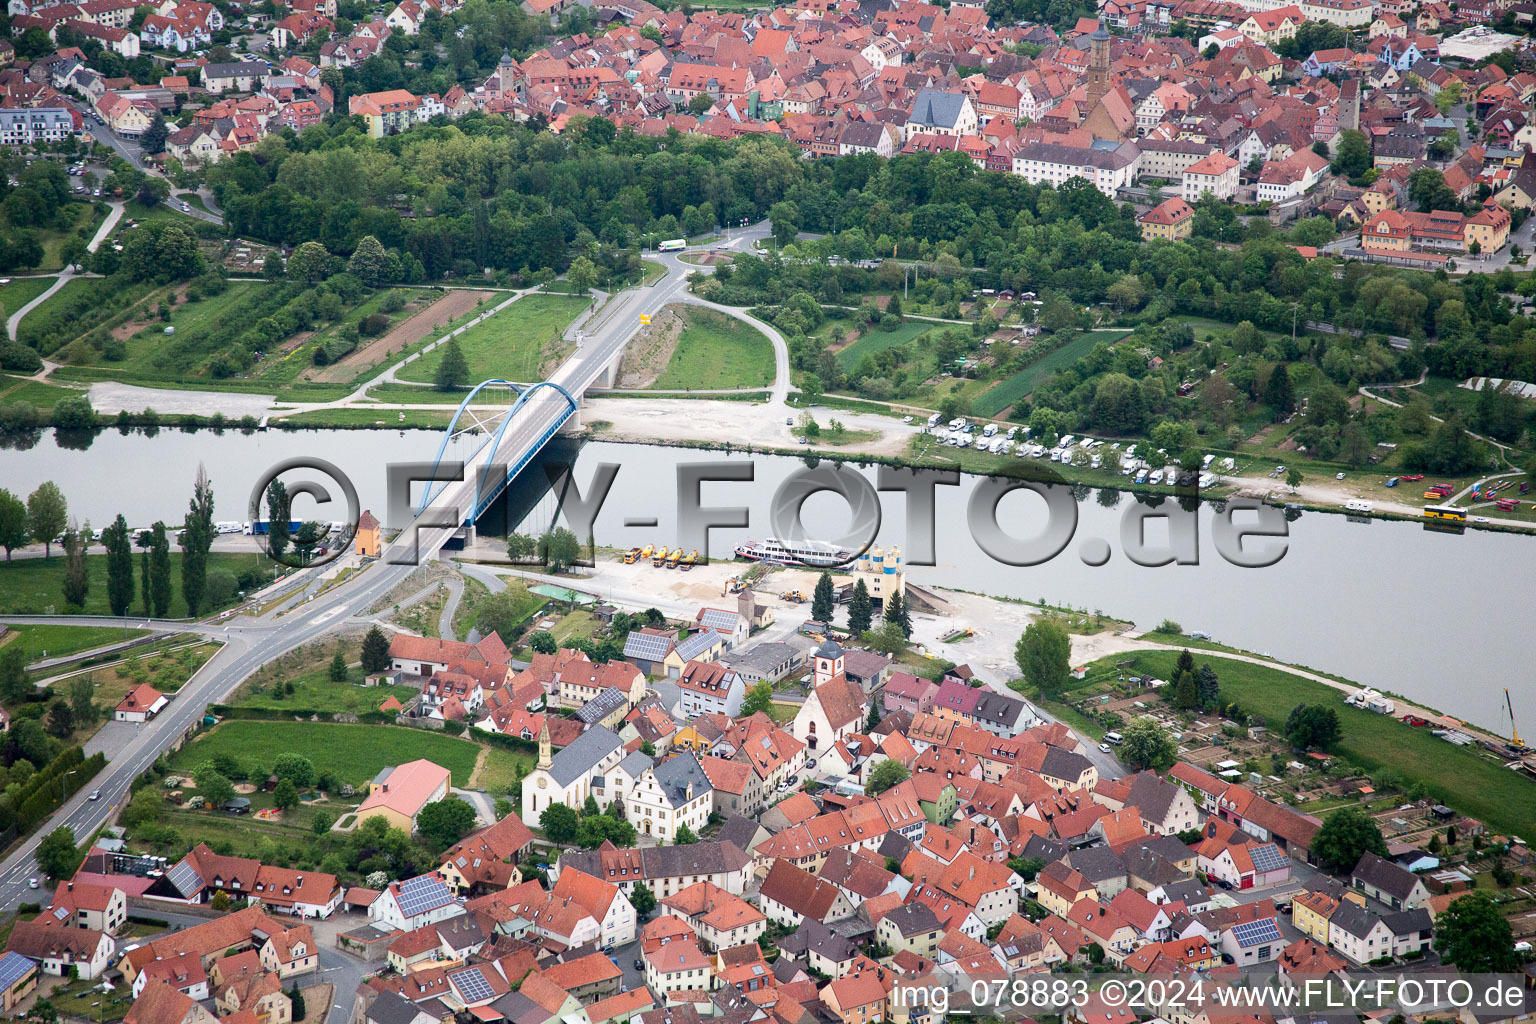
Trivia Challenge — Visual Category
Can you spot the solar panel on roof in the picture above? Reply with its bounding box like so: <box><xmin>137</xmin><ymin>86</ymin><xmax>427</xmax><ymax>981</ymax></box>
<box><xmin>0</xmin><ymin>953</ymin><xmax>35</xmax><ymax>991</ymax></box>
<box><xmin>1231</xmin><ymin>918</ymin><xmax>1282</xmax><ymax>947</ymax></box>
<box><xmin>165</xmin><ymin>860</ymin><xmax>203</xmax><ymax>897</ymax></box>
<box><xmin>1249</xmin><ymin>844</ymin><xmax>1289</xmax><ymax>873</ymax></box>
<box><xmin>625</xmin><ymin>633</ymin><xmax>673</xmax><ymax>661</ymax></box>
<box><xmin>453</xmin><ymin>966</ymin><xmax>495</xmax><ymax>1002</ymax></box>
<box><xmin>398</xmin><ymin>874</ymin><xmax>452</xmax><ymax>916</ymax></box>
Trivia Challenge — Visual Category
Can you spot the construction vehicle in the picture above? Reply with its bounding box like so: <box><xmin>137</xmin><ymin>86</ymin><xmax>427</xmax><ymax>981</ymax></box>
<box><xmin>652</xmin><ymin>546</ymin><xmax>670</xmax><ymax>567</ymax></box>
<box><xmin>665</xmin><ymin>549</ymin><xmax>681</xmax><ymax>569</ymax></box>
<box><xmin>679</xmin><ymin>549</ymin><xmax>698</xmax><ymax>571</ymax></box>
<box><xmin>780</xmin><ymin>590</ymin><xmax>806</xmax><ymax>603</ymax></box>
<box><xmin>723</xmin><ymin>576</ymin><xmax>742</xmax><ymax>594</ymax></box>
<box><xmin>623</xmin><ymin>547</ymin><xmax>643</xmax><ymax>564</ymax></box>
<box><xmin>639</xmin><ymin>544</ymin><xmax>653</xmax><ymax>561</ymax></box>
<box><xmin>1508</xmin><ymin>689</ymin><xmax>1526</xmax><ymax>749</ymax></box>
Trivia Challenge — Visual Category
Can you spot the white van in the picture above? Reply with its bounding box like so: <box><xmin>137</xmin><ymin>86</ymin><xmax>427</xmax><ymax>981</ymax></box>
<box><xmin>983</xmin><ymin>423</ymin><xmax>998</xmax><ymax>437</ymax></box>
<box><xmin>1135</xmin><ymin>469</ymin><xmax>1149</xmax><ymax>483</ymax></box>
<box><xmin>927</xmin><ymin>413</ymin><xmax>942</xmax><ymax>427</ymax></box>
<box><xmin>1104</xmin><ymin>731</ymin><xmax>1124</xmax><ymax>746</ymax></box>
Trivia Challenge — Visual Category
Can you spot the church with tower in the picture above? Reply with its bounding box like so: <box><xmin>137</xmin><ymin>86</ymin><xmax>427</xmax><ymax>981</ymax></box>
<box><xmin>1079</xmin><ymin>27</ymin><xmax>1136</xmax><ymax>141</ymax></box>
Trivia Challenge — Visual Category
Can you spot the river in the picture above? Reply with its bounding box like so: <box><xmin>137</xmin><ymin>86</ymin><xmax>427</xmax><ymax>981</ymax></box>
<box><xmin>1</xmin><ymin>425</ymin><xmax>1530</xmax><ymax>734</ymax></box>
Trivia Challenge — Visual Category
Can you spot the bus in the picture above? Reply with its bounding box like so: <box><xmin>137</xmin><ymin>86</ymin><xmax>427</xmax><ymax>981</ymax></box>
<box><xmin>657</xmin><ymin>238</ymin><xmax>686</xmax><ymax>252</ymax></box>
<box><xmin>1423</xmin><ymin>504</ymin><xmax>1467</xmax><ymax>522</ymax></box>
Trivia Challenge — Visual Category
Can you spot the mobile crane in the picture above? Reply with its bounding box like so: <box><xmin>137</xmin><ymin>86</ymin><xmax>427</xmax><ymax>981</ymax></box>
<box><xmin>1508</xmin><ymin>688</ymin><xmax>1526</xmax><ymax>749</ymax></box>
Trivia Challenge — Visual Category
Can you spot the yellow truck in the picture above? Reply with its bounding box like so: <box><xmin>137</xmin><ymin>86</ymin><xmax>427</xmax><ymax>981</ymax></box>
<box><xmin>623</xmin><ymin>547</ymin><xmax>642</xmax><ymax>564</ymax></box>
<box><xmin>679</xmin><ymin>550</ymin><xmax>698</xmax><ymax>571</ymax></box>
<box><xmin>664</xmin><ymin>549</ymin><xmax>681</xmax><ymax>569</ymax></box>
<box><xmin>652</xmin><ymin>546</ymin><xmax>670</xmax><ymax>567</ymax></box>
<box><xmin>639</xmin><ymin>544</ymin><xmax>653</xmax><ymax>561</ymax></box>
<box><xmin>780</xmin><ymin>590</ymin><xmax>806</xmax><ymax>603</ymax></box>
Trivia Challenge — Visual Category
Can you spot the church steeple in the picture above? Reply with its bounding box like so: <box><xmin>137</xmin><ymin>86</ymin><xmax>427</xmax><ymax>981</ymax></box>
<box><xmin>537</xmin><ymin>720</ymin><xmax>552</xmax><ymax>770</ymax></box>
<box><xmin>1087</xmin><ymin>27</ymin><xmax>1111</xmax><ymax>109</ymax></box>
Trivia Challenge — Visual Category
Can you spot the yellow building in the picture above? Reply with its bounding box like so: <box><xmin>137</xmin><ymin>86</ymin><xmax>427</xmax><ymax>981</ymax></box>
<box><xmin>354</xmin><ymin>509</ymin><xmax>380</xmax><ymax>557</ymax></box>
<box><xmin>356</xmin><ymin>759</ymin><xmax>451</xmax><ymax>835</ymax></box>
<box><xmin>1290</xmin><ymin>890</ymin><xmax>1338</xmax><ymax>944</ymax></box>
<box><xmin>1464</xmin><ymin>201</ymin><xmax>1511</xmax><ymax>253</ymax></box>
<box><xmin>1139</xmin><ymin>197</ymin><xmax>1196</xmax><ymax>241</ymax></box>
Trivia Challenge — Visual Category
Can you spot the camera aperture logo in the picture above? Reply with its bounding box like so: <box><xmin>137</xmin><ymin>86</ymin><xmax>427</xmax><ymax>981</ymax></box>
<box><xmin>247</xmin><ymin>457</ymin><xmax>360</xmax><ymax>570</ymax></box>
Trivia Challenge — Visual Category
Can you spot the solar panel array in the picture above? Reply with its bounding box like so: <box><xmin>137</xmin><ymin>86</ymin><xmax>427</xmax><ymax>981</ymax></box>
<box><xmin>625</xmin><ymin>632</ymin><xmax>673</xmax><ymax>662</ymax></box>
<box><xmin>452</xmin><ymin>966</ymin><xmax>495</xmax><ymax>1003</ymax></box>
<box><xmin>699</xmin><ymin>609</ymin><xmax>738</xmax><ymax>631</ymax></box>
<box><xmin>1231</xmin><ymin>918</ymin><xmax>1282</xmax><ymax>948</ymax></box>
<box><xmin>0</xmin><ymin>952</ymin><xmax>36</xmax><ymax>991</ymax></box>
<box><xmin>1249</xmin><ymin>844</ymin><xmax>1289</xmax><ymax>873</ymax></box>
<box><xmin>166</xmin><ymin>860</ymin><xmax>204</xmax><ymax>897</ymax></box>
<box><xmin>398</xmin><ymin>874</ymin><xmax>452</xmax><ymax>917</ymax></box>
<box><xmin>676</xmin><ymin>631</ymin><xmax>718</xmax><ymax>660</ymax></box>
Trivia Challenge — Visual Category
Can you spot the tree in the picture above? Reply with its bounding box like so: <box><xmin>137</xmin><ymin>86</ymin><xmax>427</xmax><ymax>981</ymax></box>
<box><xmin>0</xmin><ymin>646</ymin><xmax>29</xmax><ymax>704</ymax></box>
<box><xmin>417</xmin><ymin>797</ymin><xmax>478</xmax><ymax>849</ymax></box>
<box><xmin>528</xmin><ymin>630</ymin><xmax>558</xmax><ymax>655</ymax></box>
<box><xmin>330</xmin><ymin>646</ymin><xmax>349</xmax><ymax>682</ymax></box>
<box><xmin>181</xmin><ymin>466</ymin><xmax>215</xmax><ymax>616</ymax></box>
<box><xmin>1333</xmin><ymin>130</ymin><xmax>1371</xmax><ymax>177</ymax></box>
<box><xmin>196</xmin><ymin>769</ymin><xmax>235</xmax><ymax>807</ymax></box>
<box><xmin>273</xmin><ymin>779</ymin><xmax>298</xmax><ymax>811</ymax></box>
<box><xmin>475</xmin><ymin>590</ymin><xmax>527</xmax><ymax>642</ymax></box>
<box><xmin>1196</xmin><ymin>664</ymin><xmax>1220</xmax><ymax>707</ymax></box>
<box><xmin>265</xmin><ymin>479</ymin><xmax>291</xmax><ymax>565</ymax></box>
<box><xmin>1169</xmin><ymin>669</ymin><xmax>1198</xmax><ymax>710</ymax></box>
<box><xmin>740</xmin><ymin>681</ymin><xmax>774</xmax><ymax>717</ymax></box>
<box><xmin>1285</xmin><ymin>467</ymin><xmax>1303</xmax><ymax>491</ymax></box>
<box><xmin>209</xmin><ymin>890</ymin><xmax>232</xmax><ymax>912</ymax></box>
<box><xmin>1265</xmin><ymin>364</ymin><xmax>1294</xmax><ymax>419</ymax></box>
<box><xmin>45</xmin><ymin>697</ymin><xmax>74</xmax><ymax>738</ymax></box>
<box><xmin>1285</xmin><ymin>704</ymin><xmax>1341</xmax><ymax>750</ymax></box>
<box><xmin>61</xmin><ymin>529</ymin><xmax>87</xmax><ymax>609</ymax></box>
<box><xmin>577</xmin><ymin>814</ymin><xmax>638</xmax><ymax>848</ymax></box>
<box><xmin>1120</xmin><ymin>718</ymin><xmax>1178</xmax><ymax>770</ymax></box>
<box><xmin>885</xmin><ymin>590</ymin><xmax>911</xmax><ymax>638</ymax></box>
<box><xmin>361</xmin><ymin>625</ymin><xmax>391</xmax><ymax>672</ymax></box>
<box><xmin>434</xmin><ymin>336</ymin><xmax>469</xmax><ymax>391</ymax></box>
<box><xmin>507</xmin><ymin>534</ymin><xmax>537</xmax><ymax>561</ymax></box>
<box><xmin>631</xmin><ymin>881</ymin><xmax>657</xmax><ymax>916</ymax></box>
<box><xmin>1015</xmin><ymin>620</ymin><xmax>1071</xmax><ymax>696</ymax></box>
<box><xmin>287</xmin><ymin>240</ymin><xmax>332</xmax><ymax>284</ymax></box>
<box><xmin>687</xmin><ymin>93</ymin><xmax>715</xmax><ymax>115</ymax></box>
<box><xmin>867</xmin><ymin>759</ymin><xmax>911</xmax><ymax>794</ymax></box>
<box><xmin>847</xmin><ymin>579</ymin><xmax>872</xmax><ymax>635</ymax></box>
<box><xmin>1341</xmin><ymin>422</ymin><xmax>1371</xmax><ymax>468</ymax></box>
<box><xmin>68</xmin><ymin>676</ymin><xmax>95</xmax><ymax>728</ymax></box>
<box><xmin>1434</xmin><ymin>891</ymin><xmax>1520</xmax><ymax>972</ymax></box>
<box><xmin>272</xmin><ymin>753</ymin><xmax>316</xmax><ymax>788</ymax></box>
<box><xmin>149</xmin><ymin>521</ymin><xmax>172</xmax><ymax>617</ymax></box>
<box><xmin>288</xmin><ymin>987</ymin><xmax>307</xmax><ymax>1023</ymax></box>
<box><xmin>1311</xmin><ymin>807</ymin><xmax>1388</xmax><ymax>873</ymax></box>
<box><xmin>102</xmin><ymin>514</ymin><xmax>133</xmax><ymax>616</ymax></box>
<box><xmin>312</xmin><ymin>810</ymin><xmax>336</xmax><ymax>836</ymax></box>
<box><xmin>812</xmin><ymin>571</ymin><xmax>835</xmax><ymax>623</ymax></box>
<box><xmin>567</xmin><ymin>255</ymin><xmax>598</xmax><ymax>294</ymax></box>
<box><xmin>347</xmin><ymin>235</ymin><xmax>392</xmax><ymax>286</ymax></box>
<box><xmin>537</xmin><ymin>527</ymin><xmax>581</xmax><ymax>573</ymax></box>
<box><xmin>140</xmin><ymin>113</ymin><xmax>169</xmax><ymax>155</ymax></box>
<box><xmin>674</xmin><ymin>823</ymin><xmax>698</xmax><ymax>845</ymax></box>
<box><xmin>540</xmin><ymin>803</ymin><xmax>580</xmax><ymax>843</ymax></box>
<box><xmin>36</xmin><ymin>826</ymin><xmax>82</xmax><ymax>879</ymax></box>
<box><xmin>493</xmin><ymin>797</ymin><xmax>513</xmax><ymax>820</ymax></box>
<box><xmin>0</xmin><ymin>489</ymin><xmax>28</xmax><ymax>560</ymax></box>
<box><xmin>26</xmin><ymin>482</ymin><xmax>66</xmax><ymax>559</ymax></box>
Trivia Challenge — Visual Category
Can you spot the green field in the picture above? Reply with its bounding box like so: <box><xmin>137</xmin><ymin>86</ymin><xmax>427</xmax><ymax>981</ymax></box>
<box><xmin>0</xmin><ymin>624</ymin><xmax>147</xmax><ymax>662</ymax></box>
<box><xmin>834</xmin><ymin>319</ymin><xmax>936</xmax><ymax>369</ymax></box>
<box><xmin>38</xmin><ymin>202</ymin><xmax>106</xmax><ymax>271</ymax></box>
<box><xmin>972</xmin><ymin>329</ymin><xmax>1127</xmax><ymax>417</ymax></box>
<box><xmin>1110</xmin><ymin>651</ymin><xmax>1536</xmax><ymax>838</ymax></box>
<box><xmin>652</xmin><ymin>308</ymin><xmax>776</xmax><ymax>389</ymax></box>
<box><xmin>17</xmin><ymin>277</ymin><xmax>114</xmax><ymax>340</ymax></box>
<box><xmin>169</xmin><ymin>720</ymin><xmax>490</xmax><ymax>788</ymax></box>
<box><xmin>235</xmin><ymin>664</ymin><xmax>419</xmax><ymax>714</ymax></box>
<box><xmin>0</xmin><ymin>376</ymin><xmax>83</xmax><ymax>410</ymax></box>
<box><xmin>0</xmin><ymin>277</ymin><xmax>56</xmax><ymax>316</ymax></box>
<box><xmin>273</xmin><ymin>407</ymin><xmax>457</xmax><ymax>428</ymax></box>
<box><xmin>0</xmin><ymin>552</ymin><xmax>271</xmax><ymax>618</ymax></box>
<box><xmin>399</xmin><ymin>294</ymin><xmax>590</xmax><ymax>383</ymax></box>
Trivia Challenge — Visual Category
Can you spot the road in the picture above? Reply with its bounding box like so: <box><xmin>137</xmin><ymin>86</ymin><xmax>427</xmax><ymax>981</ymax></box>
<box><xmin>5</xmin><ymin>201</ymin><xmax>124</xmax><ymax>341</ymax></box>
<box><xmin>0</xmin><ymin>224</ymin><xmax>775</xmax><ymax>914</ymax></box>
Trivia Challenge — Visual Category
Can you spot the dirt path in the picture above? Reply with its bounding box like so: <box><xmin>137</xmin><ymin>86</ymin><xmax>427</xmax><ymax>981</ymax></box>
<box><xmin>466</xmin><ymin>746</ymin><xmax>489</xmax><ymax>789</ymax></box>
<box><xmin>312</xmin><ymin>289</ymin><xmax>486</xmax><ymax>383</ymax></box>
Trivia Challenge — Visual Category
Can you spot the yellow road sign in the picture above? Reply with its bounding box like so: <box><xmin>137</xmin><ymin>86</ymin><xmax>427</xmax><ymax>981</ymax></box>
<box><xmin>640</xmin><ymin>314</ymin><xmax>652</xmax><ymax>324</ymax></box>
